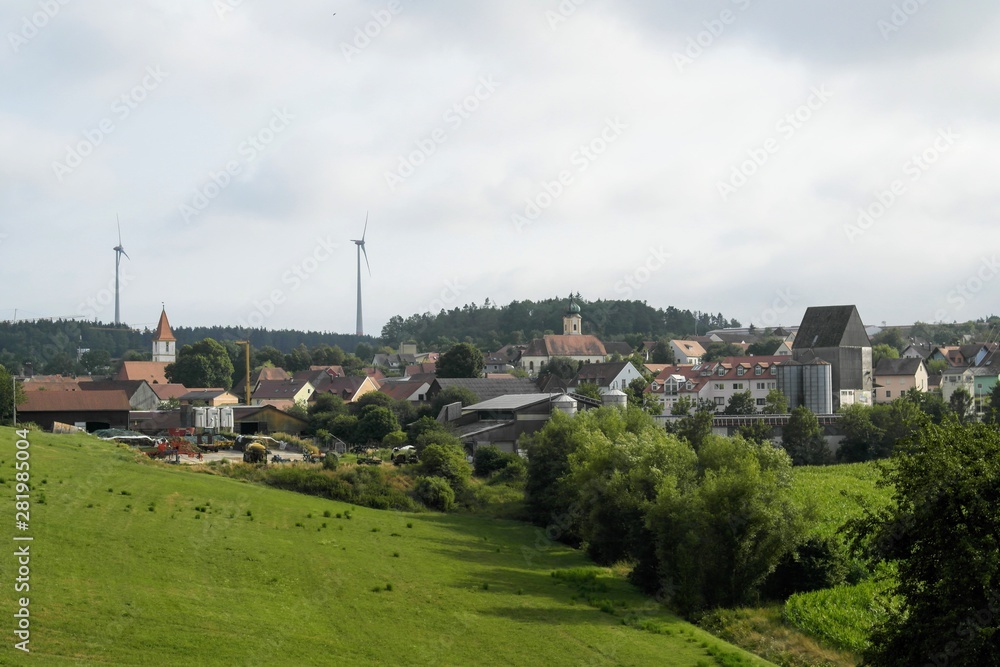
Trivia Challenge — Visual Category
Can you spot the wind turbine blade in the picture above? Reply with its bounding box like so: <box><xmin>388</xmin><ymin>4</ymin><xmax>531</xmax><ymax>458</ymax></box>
<box><xmin>362</xmin><ymin>211</ymin><xmax>368</xmax><ymax>242</ymax></box>
<box><xmin>117</xmin><ymin>214</ymin><xmax>122</xmax><ymax>245</ymax></box>
<box><xmin>121</xmin><ymin>249</ymin><xmax>130</xmax><ymax>261</ymax></box>
<box><xmin>362</xmin><ymin>244</ymin><xmax>371</xmax><ymax>276</ymax></box>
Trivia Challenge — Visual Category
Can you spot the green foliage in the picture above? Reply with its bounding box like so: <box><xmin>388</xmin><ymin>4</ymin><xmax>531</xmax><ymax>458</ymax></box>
<box><xmin>836</xmin><ymin>399</ymin><xmax>930</xmax><ymax>462</ymax></box>
<box><xmin>538</xmin><ymin>356</ymin><xmax>580</xmax><ymax>380</ymax></box>
<box><xmin>783</xmin><ymin>579</ymin><xmax>890</xmax><ymax>655</ymax></box>
<box><xmin>871</xmin><ymin>344</ymin><xmax>900</xmax><ymax>368</ymax></box>
<box><xmin>354</xmin><ymin>406</ymin><xmax>399</xmax><ymax>445</ymax></box>
<box><xmin>0</xmin><ymin>366</ymin><xmax>26</xmax><ymax>424</ymax></box>
<box><xmin>436</xmin><ymin>342</ymin><xmax>485</xmax><ymax>378</ymax></box>
<box><xmin>567</xmin><ymin>409</ymin><xmax>697</xmax><ymax>587</ymax></box>
<box><xmin>523</xmin><ymin>410</ymin><xmax>586</xmax><ymax>537</ymax></box>
<box><xmin>625</xmin><ymin>376</ymin><xmax>662</xmax><ymax>415</ymax></box>
<box><xmin>745</xmin><ymin>338</ymin><xmax>783</xmax><ymax>357</ymax></box>
<box><xmin>472</xmin><ymin>445</ymin><xmax>518</xmax><ymax>478</ymax></box>
<box><xmin>672</xmin><ymin>409</ymin><xmax>714</xmax><ymax>452</ymax></box>
<box><xmin>381</xmin><ymin>430</ymin><xmax>407</xmax><ymax>448</ymax></box>
<box><xmin>723</xmin><ymin>390</ymin><xmax>756</xmax><ymax>415</ymax></box>
<box><xmin>322</xmin><ymin>452</ymin><xmax>339</xmax><ymax>470</ymax></box>
<box><xmin>760</xmin><ymin>389</ymin><xmax>788</xmax><ymax>415</ymax></box>
<box><xmin>649</xmin><ymin>436</ymin><xmax>806</xmax><ymax>615</ymax></box>
<box><xmin>847</xmin><ymin>419</ymin><xmax>1000</xmax><ymax>666</ymax></box>
<box><xmin>702</xmin><ymin>342</ymin><xmax>744</xmax><ymax>362</ymax></box>
<box><xmin>573</xmin><ymin>382</ymin><xmax>603</xmax><ymax>402</ymax></box>
<box><xmin>763</xmin><ymin>535</ymin><xmax>849</xmax><ymax>600</ymax></box>
<box><xmin>782</xmin><ymin>406</ymin><xmax>832</xmax><ymax>465</ymax></box>
<box><xmin>948</xmin><ymin>385</ymin><xmax>974</xmax><ymax>422</ymax></box>
<box><xmin>166</xmin><ymin>338</ymin><xmax>235</xmax><ymax>390</ymax></box>
<box><xmin>429</xmin><ymin>386</ymin><xmax>479</xmax><ymax>418</ymax></box>
<box><xmin>419</xmin><ymin>443</ymin><xmax>471</xmax><ymax>491</ymax></box>
<box><xmin>650</xmin><ymin>339</ymin><xmax>675</xmax><ymax>364</ymax></box>
<box><xmin>925</xmin><ymin>358</ymin><xmax>949</xmax><ymax>375</ymax></box>
<box><xmin>414</xmin><ymin>476</ymin><xmax>456</xmax><ymax>511</ymax></box>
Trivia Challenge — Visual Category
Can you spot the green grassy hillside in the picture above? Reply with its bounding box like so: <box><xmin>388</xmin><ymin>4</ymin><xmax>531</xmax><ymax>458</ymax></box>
<box><xmin>0</xmin><ymin>428</ymin><xmax>772</xmax><ymax>666</ymax></box>
<box><xmin>790</xmin><ymin>462</ymin><xmax>891</xmax><ymax>539</ymax></box>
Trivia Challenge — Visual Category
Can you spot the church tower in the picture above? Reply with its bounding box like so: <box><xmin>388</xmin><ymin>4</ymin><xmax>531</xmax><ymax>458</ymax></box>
<box><xmin>563</xmin><ymin>299</ymin><xmax>582</xmax><ymax>336</ymax></box>
<box><xmin>152</xmin><ymin>307</ymin><xmax>177</xmax><ymax>363</ymax></box>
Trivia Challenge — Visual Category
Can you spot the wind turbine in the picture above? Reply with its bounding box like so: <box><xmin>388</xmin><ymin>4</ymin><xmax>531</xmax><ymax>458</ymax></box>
<box><xmin>113</xmin><ymin>215</ymin><xmax>129</xmax><ymax>326</ymax></box>
<box><xmin>351</xmin><ymin>214</ymin><xmax>371</xmax><ymax>336</ymax></box>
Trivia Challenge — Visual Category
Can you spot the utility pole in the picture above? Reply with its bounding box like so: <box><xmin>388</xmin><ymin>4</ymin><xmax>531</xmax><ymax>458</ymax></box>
<box><xmin>235</xmin><ymin>341</ymin><xmax>251</xmax><ymax>406</ymax></box>
<box><xmin>12</xmin><ymin>376</ymin><xmax>17</xmax><ymax>427</ymax></box>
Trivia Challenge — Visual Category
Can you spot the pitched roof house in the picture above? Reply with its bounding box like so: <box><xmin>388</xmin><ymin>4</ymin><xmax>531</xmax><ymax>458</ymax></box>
<box><xmin>872</xmin><ymin>357</ymin><xmax>928</xmax><ymax>403</ymax></box>
<box><xmin>19</xmin><ymin>389</ymin><xmax>132</xmax><ymax>431</ymax></box>
<box><xmin>792</xmin><ymin>305</ymin><xmax>873</xmax><ymax>409</ymax></box>
<box><xmin>252</xmin><ymin>379</ymin><xmax>316</xmax><ymax>409</ymax></box>
<box><xmin>571</xmin><ymin>361</ymin><xmax>643</xmax><ymax>393</ymax></box>
<box><xmin>116</xmin><ymin>361</ymin><xmax>170</xmax><ymax>385</ymax></box>
<box><xmin>520</xmin><ymin>301</ymin><xmax>608</xmax><ymax>374</ymax></box>
<box><xmin>669</xmin><ymin>340</ymin><xmax>707</xmax><ymax>365</ymax></box>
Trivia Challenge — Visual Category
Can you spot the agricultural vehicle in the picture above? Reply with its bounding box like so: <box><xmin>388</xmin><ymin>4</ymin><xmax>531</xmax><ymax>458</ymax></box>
<box><xmin>391</xmin><ymin>445</ymin><xmax>419</xmax><ymax>466</ymax></box>
<box><xmin>243</xmin><ymin>443</ymin><xmax>269</xmax><ymax>464</ymax></box>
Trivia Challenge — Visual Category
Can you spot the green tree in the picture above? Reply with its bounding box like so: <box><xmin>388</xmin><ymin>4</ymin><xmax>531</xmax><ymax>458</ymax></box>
<box><xmin>948</xmin><ymin>386</ymin><xmax>974</xmax><ymax>423</ymax></box>
<box><xmin>847</xmin><ymin>420</ymin><xmax>1000</xmax><ymax>667</ymax></box>
<box><xmin>650</xmin><ymin>340</ymin><xmax>675</xmax><ymax>364</ymax></box>
<box><xmin>782</xmin><ymin>406</ymin><xmax>831</xmax><ymax>465</ymax></box>
<box><xmin>165</xmin><ymin>338</ymin><xmax>235</xmax><ymax>389</ymax></box>
<box><xmin>538</xmin><ymin>356</ymin><xmax>579</xmax><ymax>381</ymax></box>
<box><xmin>0</xmin><ymin>366</ymin><xmax>26</xmax><ymax>424</ymax></box>
<box><xmin>671</xmin><ymin>395</ymin><xmax>695</xmax><ymax>416</ymax></box>
<box><xmin>573</xmin><ymin>382</ymin><xmax>603</xmax><ymax>402</ymax></box>
<box><xmin>625</xmin><ymin>376</ymin><xmax>662</xmax><ymax>415</ymax></box>
<box><xmin>723</xmin><ymin>390</ymin><xmax>756</xmax><ymax>415</ymax></box>
<box><xmin>354</xmin><ymin>405</ymin><xmax>399</xmax><ymax>444</ymax></box>
<box><xmin>568</xmin><ymin>409</ymin><xmax>696</xmax><ymax>587</ymax></box>
<box><xmin>702</xmin><ymin>342</ymin><xmax>744</xmax><ymax>362</ymax></box>
<box><xmin>925</xmin><ymin>358</ymin><xmax>949</xmax><ymax>376</ymax></box>
<box><xmin>870</xmin><ymin>327</ymin><xmax>905</xmax><ymax>353</ymax></box>
<box><xmin>523</xmin><ymin>410</ymin><xmax>586</xmax><ymax>535</ymax></box>
<box><xmin>648</xmin><ymin>435</ymin><xmax>805</xmax><ymax>614</ymax></box>
<box><xmin>419</xmin><ymin>443</ymin><xmax>471</xmax><ymax>491</ymax></box>
<box><xmin>746</xmin><ymin>338</ymin><xmax>783</xmax><ymax>356</ymax></box>
<box><xmin>436</xmin><ymin>342</ymin><xmax>485</xmax><ymax>379</ymax></box>
<box><xmin>79</xmin><ymin>349</ymin><xmax>112</xmax><ymax>374</ymax></box>
<box><xmin>872</xmin><ymin>344</ymin><xmax>900</xmax><ymax>368</ymax></box>
<box><xmin>429</xmin><ymin>386</ymin><xmax>479</xmax><ymax>418</ymax></box>
<box><xmin>761</xmin><ymin>388</ymin><xmax>789</xmax><ymax>415</ymax></box>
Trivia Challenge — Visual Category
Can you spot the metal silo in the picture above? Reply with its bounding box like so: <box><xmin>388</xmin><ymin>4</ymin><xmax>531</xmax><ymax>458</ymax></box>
<box><xmin>802</xmin><ymin>359</ymin><xmax>833</xmax><ymax>414</ymax></box>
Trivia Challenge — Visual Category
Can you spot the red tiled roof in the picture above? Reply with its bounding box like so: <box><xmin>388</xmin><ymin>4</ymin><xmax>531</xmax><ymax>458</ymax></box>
<box><xmin>20</xmin><ymin>390</ymin><xmax>131</xmax><ymax>412</ymax></box>
<box><xmin>153</xmin><ymin>309</ymin><xmax>176</xmax><ymax>342</ymax></box>
<box><xmin>525</xmin><ymin>335</ymin><xmax>606</xmax><ymax>358</ymax></box>
<box><xmin>116</xmin><ymin>361</ymin><xmax>170</xmax><ymax>385</ymax></box>
<box><xmin>149</xmin><ymin>384</ymin><xmax>189</xmax><ymax>401</ymax></box>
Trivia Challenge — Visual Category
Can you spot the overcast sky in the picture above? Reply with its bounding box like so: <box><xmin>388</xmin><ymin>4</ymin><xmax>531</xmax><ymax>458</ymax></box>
<box><xmin>3</xmin><ymin>0</ymin><xmax>999</xmax><ymax>337</ymax></box>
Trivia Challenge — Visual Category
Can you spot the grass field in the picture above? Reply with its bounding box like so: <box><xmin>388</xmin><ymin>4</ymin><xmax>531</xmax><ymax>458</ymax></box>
<box><xmin>0</xmin><ymin>427</ymin><xmax>773</xmax><ymax>666</ymax></box>
<box><xmin>789</xmin><ymin>462</ymin><xmax>891</xmax><ymax>539</ymax></box>
<box><xmin>783</xmin><ymin>580</ymin><xmax>891</xmax><ymax>655</ymax></box>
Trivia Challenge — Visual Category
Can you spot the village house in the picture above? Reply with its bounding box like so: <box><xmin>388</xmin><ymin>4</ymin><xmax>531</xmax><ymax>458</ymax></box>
<box><xmin>873</xmin><ymin>357</ymin><xmax>928</xmax><ymax>403</ymax></box>
<box><xmin>520</xmin><ymin>301</ymin><xmax>608</xmax><ymax>374</ymax></box>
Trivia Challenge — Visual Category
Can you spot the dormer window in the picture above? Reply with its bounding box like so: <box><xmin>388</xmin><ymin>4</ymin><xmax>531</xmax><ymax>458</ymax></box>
<box><xmin>737</xmin><ymin>367</ymin><xmax>745</xmax><ymax>376</ymax></box>
<box><xmin>755</xmin><ymin>366</ymin><xmax>763</xmax><ymax>375</ymax></box>
<box><xmin>770</xmin><ymin>367</ymin><xmax>777</xmax><ymax>375</ymax></box>
<box><xmin>717</xmin><ymin>367</ymin><xmax>725</xmax><ymax>376</ymax></box>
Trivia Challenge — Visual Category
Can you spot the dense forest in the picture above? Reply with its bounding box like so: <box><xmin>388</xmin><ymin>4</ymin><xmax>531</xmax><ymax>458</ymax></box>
<box><xmin>380</xmin><ymin>295</ymin><xmax>740</xmax><ymax>350</ymax></box>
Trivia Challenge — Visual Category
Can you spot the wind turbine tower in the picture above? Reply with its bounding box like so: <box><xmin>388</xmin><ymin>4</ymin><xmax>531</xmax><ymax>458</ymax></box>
<box><xmin>351</xmin><ymin>215</ymin><xmax>371</xmax><ymax>336</ymax></box>
<box><xmin>113</xmin><ymin>216</ymin><xmax>130</xmax><ymax>326</ymax></box>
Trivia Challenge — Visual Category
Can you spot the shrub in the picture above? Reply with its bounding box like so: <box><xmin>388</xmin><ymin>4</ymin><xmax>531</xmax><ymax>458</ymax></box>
<box><xmin>382</xmin><ymin>430</ymin><xmax>407</xmax><ymax>449</ymax></box>
<box><xmin>762</xmin><ymin>535</ymin><xmax>849</xmax><ymax>600</ymax></box>
<box><xmin>322</xmin><ymin>452</ymin><xmax>339</xmax><ymax>470</ymax></box>
<box><xmin>419</xmin><ymin>443</ymin><xmax>471</xmax><ymax>491</ymax></box>
<box><xmin>491</xmin><ymin>456</ymin><xmax>527</xmax><ymax>483</ymax></box>
<box><xmin>414</xmin><ymin>476</ymin><xmax>456</xmax><ymax>511</ymax></box>
<box><xmin>473</xmin><ymin>445</ymin><xmax>518</xmax><ymax>477</ymax></box>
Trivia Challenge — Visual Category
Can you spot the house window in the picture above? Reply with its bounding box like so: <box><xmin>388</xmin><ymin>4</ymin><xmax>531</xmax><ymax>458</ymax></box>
<box><xmin>770</xmin><ymin>367</ymin><xmax>777</xmax><ymax>375</ymax></box>
<box><xmin>756</xmin><ymin>382</ymin><xmax>765</xmax><ymax>390</ymax></box>
<box><xmin>737</xmin><ymin>367</ymin><xmax>745</xmax><ymax>376</ymax></box>
<box><xmin>529</xmin><ymin>361</ymin><xmax>534</xmax><ymax>371</ymax></box>
<box><xmin>733</xmin><ymin>383</ymin><xmax>744</xmax><ymax>390</ymax></box>
<box><xmin>715</xmin><ymin>383</ymin><xmax>725</xmax><ymax>390</ymax></box>
<box><xmin>717</xmin><ymin>368</ymin><xmax>725</xmax><ymax>376</ymax></box>
<box><xmin>755</xmin><ymin>366</ymin><xmax>763</xmax><ymax>375</ymax></box>
<box><xmin>885</xmin><ymin>390</ymin><xmax>891</xmax><ymax>398</ymax></box>
<box><xmin>714</xmin><ymin>397</ymin><xmax>725</xmax><ymax>406</ymax></box>
<box><xmin>756</xmin><ymin>398</ymin><xmax>766</xmax><ymax>406</ymax></box>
